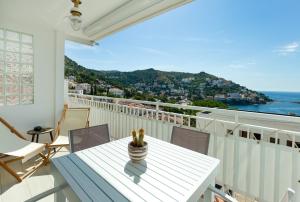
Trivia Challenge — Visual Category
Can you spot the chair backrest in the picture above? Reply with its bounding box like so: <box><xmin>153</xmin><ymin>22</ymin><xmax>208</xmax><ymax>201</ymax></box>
<box><xmin>0</xmin><ymin>117</ymin><xmax>33</xmax><ymax>157</ymax></box>
<box><xmin>171</xmin><ymin>126</ymin><xmax>210</xmax><ymax>155</ymax></box>
<box><xmin>69</xmin><ymin>124</ymin><xmax>110</xmax><ymax>153</ymax></box>
<box><xmin>280</xmin><ymin>188</ymin><xmax>295</xmax><ymax>202</ymax></box>
<box><xmin>57</xmin><ymin>107</ymin><xmax>90</xmax><ymax>137</ymax></box>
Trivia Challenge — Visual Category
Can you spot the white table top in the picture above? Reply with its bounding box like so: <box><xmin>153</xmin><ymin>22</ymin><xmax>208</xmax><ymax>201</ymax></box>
<box><xmin>52</xmin><ymin>136</ymin><xmax>220</xmax><ymax>202</ymax></box>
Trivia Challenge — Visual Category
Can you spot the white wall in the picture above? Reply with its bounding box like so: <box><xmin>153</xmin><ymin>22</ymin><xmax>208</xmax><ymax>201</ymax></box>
<box><xmin>0</xmin><ymin>4</ymin><xmax>65</xmax><ymax>133</ymax></box>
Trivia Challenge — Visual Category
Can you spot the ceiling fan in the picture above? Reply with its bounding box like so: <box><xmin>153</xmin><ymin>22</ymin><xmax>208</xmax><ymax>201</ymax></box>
<box><xmin>69</xmin><ymin>0</ymin><xmax>82</xmax><ymax>31</ymax></box>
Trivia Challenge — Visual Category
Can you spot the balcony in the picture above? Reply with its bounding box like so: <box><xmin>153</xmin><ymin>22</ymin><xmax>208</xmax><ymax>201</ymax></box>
<box><xmin>1</xmin><ymin>0</ymin><xmax>299</xmax><ymax>201</ymax></box>
<box><xmin>67</xmin><ymin>93</ymin><xmax>300</xmax><ymax>202</ymax></box>
<box><xmin>0</xmin><ymin>93</ymin><xmax>299</xmax><ymax>201</ymax></box>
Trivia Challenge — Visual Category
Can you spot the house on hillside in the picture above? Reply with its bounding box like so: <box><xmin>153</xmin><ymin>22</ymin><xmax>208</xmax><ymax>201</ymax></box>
<box><xmin>67</xmin><ymin>76</ymin><xmax>76</xmax><ymax>82</ymax></box>
<box><xmin>214</xmin><ymin>94</ymin><xmax>226</xmax><ymax>101</ymax></box>
<box><xmin>67</xmin><ymin>79</ymin><xmax>76</xmax><ymax>89</ymax></box>
<box><xmin>69</xmin><ymin>89</ymin><xmax>84</xmax><ymax>95</ymax></box>
<box><xmin>181</xmin><ymin>77</ymin><xmax>194</xmax><ymax>83</ymax></box>
<box><xmin>109</xmin><ymin>87</ymin><xmax>124</xmax><ymax>97</ymax></box>
<box><xmin>227</xmin><ymin>93</ymin><xmax>241</xmax><ymax>99</ymax></box>
<box><xmin>75</xmin><ymin>83</ymin><xmax>91</xmax><ymax>94</ymax></box>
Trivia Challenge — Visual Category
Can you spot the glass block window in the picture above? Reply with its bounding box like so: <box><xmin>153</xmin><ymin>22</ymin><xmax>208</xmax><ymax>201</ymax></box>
<box><xmin>0</xmin><ymin>28</ymin><xmax>34</xmax><ymax>106</ymax></box>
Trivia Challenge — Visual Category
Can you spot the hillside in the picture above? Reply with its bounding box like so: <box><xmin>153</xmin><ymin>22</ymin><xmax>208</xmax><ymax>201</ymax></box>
<box><xmin>65</xmin><ymin>56</ymin><xmax>271</xmax><ymax>105</ymax></box>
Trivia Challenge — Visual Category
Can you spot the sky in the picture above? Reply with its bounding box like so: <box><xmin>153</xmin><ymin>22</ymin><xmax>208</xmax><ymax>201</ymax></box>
<box><xmin>65</xmin><ymin>0</ymin><xmax>300</xmax><ymax>92</ymax></box>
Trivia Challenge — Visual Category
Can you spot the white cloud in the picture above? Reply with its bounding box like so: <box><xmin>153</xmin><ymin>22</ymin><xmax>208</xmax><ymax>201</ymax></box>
<box><xmin>226</xmin><ymin>60</ymin><xmax>256</xmax><ymax>70</ymax></box>
<box><xmin>223</xmin><ymin>39</ymin><xmax>233</xmax><ymax>44</ymax></box>
<box><xmin>139</xmin><ymin>35</ymin><xmax>210</xmax><ymax>43</ymax></box>
<box><xmin>227</xmin><ymin>63</ymin><xmax>247</xmax><ymax>70</ymax></box>
<box><xmin>81</xmin><ymin>58</ymin><xmax>118</xmax><ymax>65</ymax></box>
<box><xmin>138</xmin><ymin>47</ymin><xmax>171</xmax><ymax>57</ymax></box>
<box><xmin>275</xmin><ymin>42</ymin><xmax>299</xmax><ymax>55</ymax></box>
<box><xmin>246</xmin><ymin>61</ymin><xmax>256</xmax><ymax>65</ymax></box>
<box><xmin>183</xmin><ymin>37</ymin><xmax>209</xmax><ymax>42</ymax></box>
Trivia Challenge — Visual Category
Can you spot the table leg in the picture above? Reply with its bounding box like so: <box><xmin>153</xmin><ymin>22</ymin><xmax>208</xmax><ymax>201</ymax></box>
<box><xmin>31</xmin><ymin>134</ymin><xmax>35</xmax><ymax>142</ymax></box>
<box><xmin>53</xmin><ymin>168</ymin><xmax>67</xmax><ymax>202</ymax></box>
<box><xmin>203</xmin><ymin>188</ymin><xmax>213</xmax><ymax>202</ymax></box>
<box><xmin>52</xmin><ymin>163</ymin><xmax>80</xmax><ymax>202</ymax></box>
<box><xmin>36</xmin><ymin>134</ymin><xmax>39</xmax><ymax>143</ymax></box>
<box><xmin>203</xmin><ymin>181</ymin><xmax>215</xmax><ymax>202</ymax></box>
<box><xmin>50</xmin><ymin>131</ymin><xmax>54</xmax><ymax>142</ymax></box>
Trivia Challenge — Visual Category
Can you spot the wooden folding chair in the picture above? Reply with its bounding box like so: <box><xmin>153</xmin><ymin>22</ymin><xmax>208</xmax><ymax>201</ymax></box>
<box><xmin>0</xmin><ymin>117</ymin><xmax>50</xmax><ymax>182</ymax></box>
<box><xmin>48</xmin><ymin>105</ymin><xmax>90</xmax><ymax>153</ymax></box>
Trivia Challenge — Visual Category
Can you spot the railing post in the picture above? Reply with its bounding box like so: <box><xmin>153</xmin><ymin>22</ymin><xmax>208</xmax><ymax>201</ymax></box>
<box><xmin>259</xmin><ymin>129</ymin><xmax>265</xmax><ymax>201</ymax></box>
<box><xmin>233</xmin><ymin>111</ymin><xmax>240</xmax><ymax>192</ymax></box>
<box><xmin>235</xmin><ymin>112</ymin><xmax>239</xmax><ymax>124</ymax></box>
<box><xmin>155</xmin><ymin>102</ymin><xmax>160</xmax><ymax>120</ymax></box>
<box><xmin>74</xmin><ymin>94</ymin><xmax>78</xmax><ymax>106</ymax></box>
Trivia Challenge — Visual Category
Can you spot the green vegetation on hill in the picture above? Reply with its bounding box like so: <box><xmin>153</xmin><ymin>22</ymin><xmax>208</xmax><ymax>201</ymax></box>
<box><xmin>65</xmin><ymin>56</ymin><xmax>271</xmax><ymax>108</ymax></box>
<box><xmin>193</xmin><ymin>100</ymin><xmax>227</xmax><ymax>109</ymax></box>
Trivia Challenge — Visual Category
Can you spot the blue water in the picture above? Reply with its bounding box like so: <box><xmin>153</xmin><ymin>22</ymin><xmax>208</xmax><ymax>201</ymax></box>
<box><xmin>231</xmin><ymin>92</ymin><xmax>300</xmax><ymax>116</ymax></box>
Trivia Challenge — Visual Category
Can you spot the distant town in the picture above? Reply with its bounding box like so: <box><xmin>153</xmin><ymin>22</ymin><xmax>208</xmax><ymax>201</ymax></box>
<box><xmin>65</xmin><ymin>56</ymin><xmax>272</xmax><ymax>108</ymax></box>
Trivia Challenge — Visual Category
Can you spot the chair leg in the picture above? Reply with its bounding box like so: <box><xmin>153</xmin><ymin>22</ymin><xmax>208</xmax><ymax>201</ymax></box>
<box><xmin>44</xmin><ymin>147</ymin><xmax>51</xmax><ymax>165</ymax></box>
<box><xmin>20</xmin><ymin>160</ymin><xmax>46</xmax><ymax>180</ymax></box>
<box><xmin>47</xmin><ymin>144</ymin><xmax>67</xmax><ymax>158</ymax></box>
<box><xmin>1</xmin><ymin>148</ymin><xmax>50</xmax><ymax>183</ymax></box>
<box><xmin>39</xmin><ymin>145</ymin><xmax>51</xmax><ymax>166</ymax></box>
<box><xmin>0</xmin><ymin>159</ymin><xmax>22</xmax><ymax>182</ymax></box>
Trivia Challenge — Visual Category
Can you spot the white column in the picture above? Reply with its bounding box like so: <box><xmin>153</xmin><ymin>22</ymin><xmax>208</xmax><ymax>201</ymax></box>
<box><xmin>54</xmin><ymin>31</ymin><xmax>65</xmax><ymax>123</ymax></box>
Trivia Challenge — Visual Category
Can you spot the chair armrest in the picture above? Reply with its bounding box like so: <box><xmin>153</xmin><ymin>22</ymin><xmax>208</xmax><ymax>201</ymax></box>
<box><xmin>0</xmin><ymin>117</ymin><xmax>27</xmax><ymax>140</ymax></box>
<box><xmin>208</xmin><ymin>185</ymin><xmax>238</xmax><ymax>202</ymax></box>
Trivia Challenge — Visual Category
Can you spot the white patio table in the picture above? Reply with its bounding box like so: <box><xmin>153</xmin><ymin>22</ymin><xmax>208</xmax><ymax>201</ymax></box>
<box><xmin>52</xmin><ymin>136</ymin><xmax>220</xmax><ymax>202</ymax></box>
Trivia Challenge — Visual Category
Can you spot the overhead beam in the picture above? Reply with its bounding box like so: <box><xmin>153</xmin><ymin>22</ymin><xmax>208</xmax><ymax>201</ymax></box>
<box><xmin>84</xmin><ymin>0</ymin><xmax>193</xmax><ymax>41</ymax></box>
<box><xmin>83</xmin><ymin>0</ymin><xmax>163</xmax><ymax>38</ymax></box>
<box><xmin>65</xmin><ymin>34</ymin><xmax>96</xmax><ymax>46</ymax></box>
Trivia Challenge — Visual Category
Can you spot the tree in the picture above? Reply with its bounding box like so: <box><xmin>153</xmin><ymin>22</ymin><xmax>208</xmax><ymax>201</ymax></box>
<box><xmin>90</xmin><ymin>84</ymin><xmax>94</xmax><ymax>95</ymax></box>
<box><xmin>93</xmin><ymin>84</ymin><xmax>97</xmax><ymax>95</ymax></box>
<box><xmin>193</xmin><ymin>100</ymin><xmax>227</xmax><ymax>109</ymax></box>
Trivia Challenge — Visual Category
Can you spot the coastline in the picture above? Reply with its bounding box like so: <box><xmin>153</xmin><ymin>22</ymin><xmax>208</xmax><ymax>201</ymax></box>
<box><xmin>230</xmin><ymin>91</ymin><xmax>300</xmax><ymax>116</ymax></box>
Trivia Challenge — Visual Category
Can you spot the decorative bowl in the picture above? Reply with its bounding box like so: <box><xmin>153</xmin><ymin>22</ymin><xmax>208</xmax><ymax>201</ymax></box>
<box><xmin>128</xmin><ymin>141</ymin><xmax>148</xmax><ymax>163</ymax></box>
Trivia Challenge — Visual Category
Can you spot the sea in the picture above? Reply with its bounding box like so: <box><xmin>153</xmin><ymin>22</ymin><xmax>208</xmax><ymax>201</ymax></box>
<box><xmin>231</xmin><ymin>91</ymin><xmax>300</xmax><ymax>116</ymax></box>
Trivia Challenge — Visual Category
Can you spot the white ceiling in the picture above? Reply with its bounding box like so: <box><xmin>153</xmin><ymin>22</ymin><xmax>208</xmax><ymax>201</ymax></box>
<box><xmin>0</xmin><ymin>0</ymin><xmax>192</xmax><ymax>44</ymax></box>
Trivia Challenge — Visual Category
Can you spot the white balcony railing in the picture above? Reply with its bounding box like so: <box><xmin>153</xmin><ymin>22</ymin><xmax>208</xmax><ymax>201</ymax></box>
<box><xmin>68</xmin><ymin>93</ymin><xmax>300</xmax><ymax>202</ymax></box>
